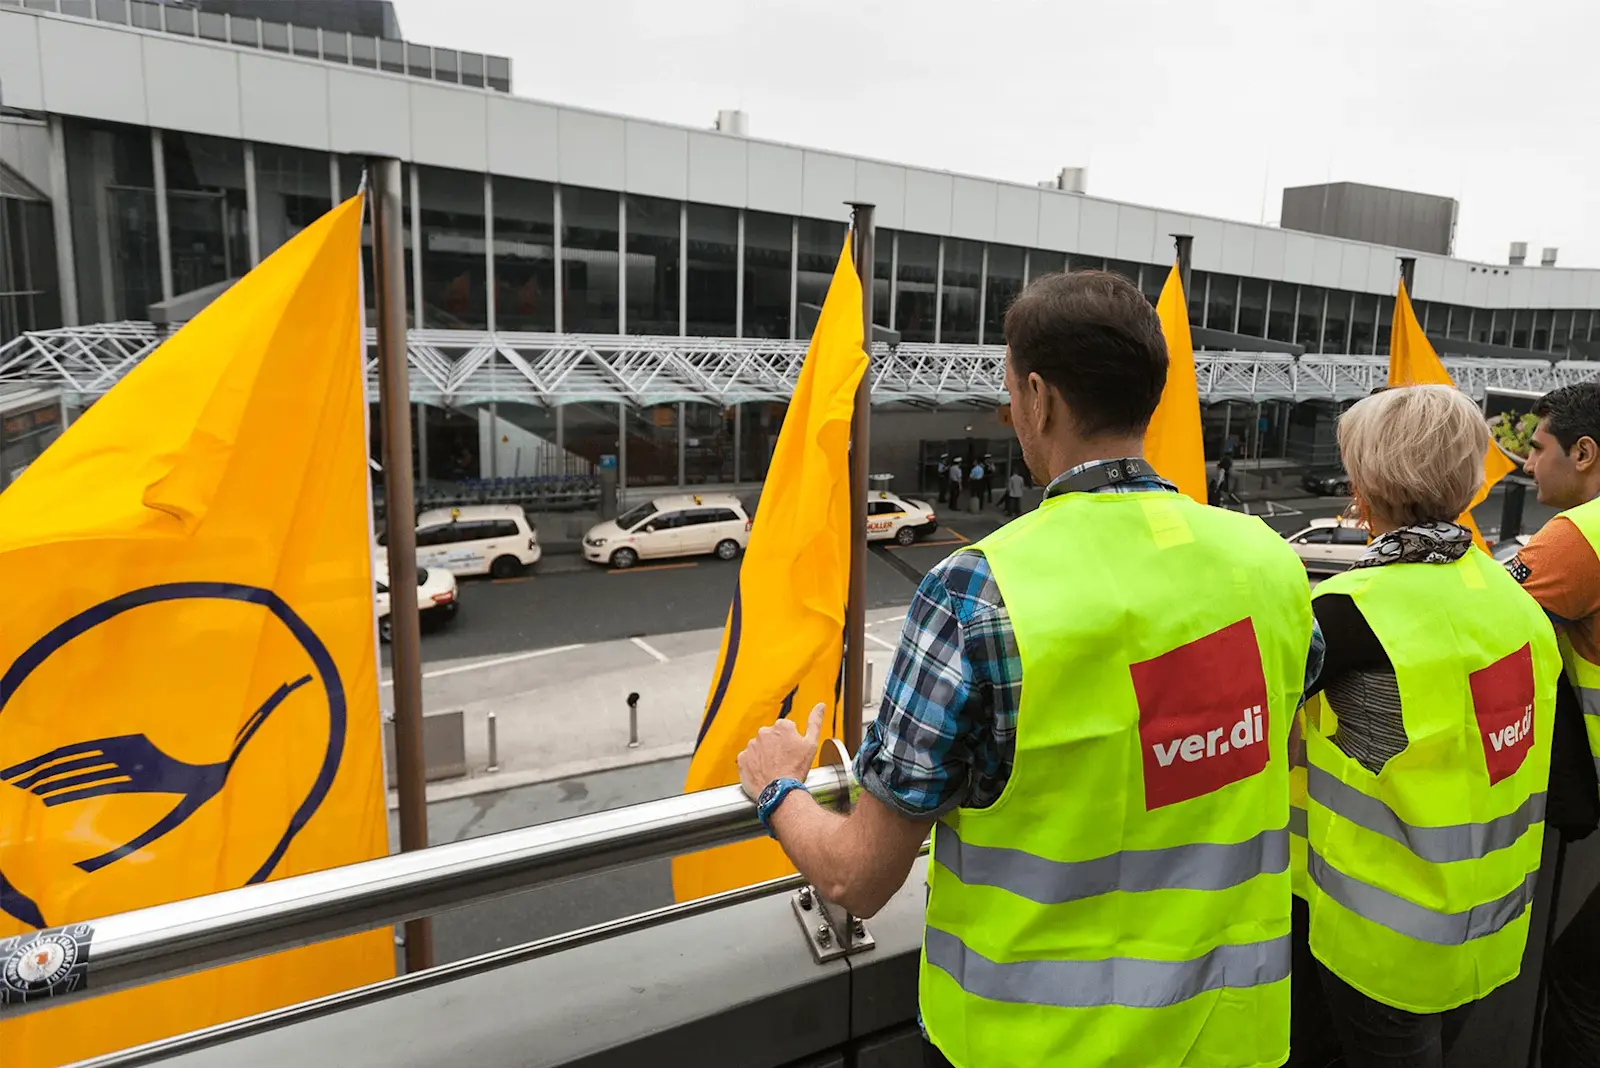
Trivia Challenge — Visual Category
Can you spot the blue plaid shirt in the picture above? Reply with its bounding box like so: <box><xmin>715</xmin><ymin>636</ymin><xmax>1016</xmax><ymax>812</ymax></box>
<box><xmin>854</xmin><ymin>458</ymin><xmax>1326</xmax><ymax>819</ymax></box>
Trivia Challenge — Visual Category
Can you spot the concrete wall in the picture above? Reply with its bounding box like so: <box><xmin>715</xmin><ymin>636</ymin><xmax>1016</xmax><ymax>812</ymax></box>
<box><xmin>5</xmin><ymin>6</ymin><xmax>1600</xmax><ymax>311</ymax></box>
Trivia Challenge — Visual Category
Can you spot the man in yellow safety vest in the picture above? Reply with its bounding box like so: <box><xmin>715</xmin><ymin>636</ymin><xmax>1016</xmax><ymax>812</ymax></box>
<box><xmin>735</xmin><ymin>269</ymin><xmax>1322</xmax><ymax>1068</ymax></box>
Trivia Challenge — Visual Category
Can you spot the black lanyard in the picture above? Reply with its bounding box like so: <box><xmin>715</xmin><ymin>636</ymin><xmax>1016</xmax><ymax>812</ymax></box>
<box><xmin>1044</xmin><ymin>458</ymin><xmax>1157</xmax><ymax>499</ymax></box>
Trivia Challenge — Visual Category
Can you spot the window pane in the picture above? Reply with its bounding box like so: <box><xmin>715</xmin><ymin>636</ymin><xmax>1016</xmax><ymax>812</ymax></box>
<box><xmin>1321</xmin><ymin>291</ymin><xmax>1349</xmax><ymax>353</ymax></box>
<box><xmin>417</xmin><ymin>167</ymin><xmax>487</xmax><ymax>329</ymax></box>
<box><xmin>562</xmin><ymin>187</ymin><xmax>619</xmax><ymax>334</ymax></box>
<box><xmin>380</xmin><ymin>38</ymin><xmax>405</xmax><ymax>74</ymax></box>
<box><xmin>940</xmin><ymin>238</ymin><xmax>982</xmax><ymax>345</ymax></box>
<box><xmin>1552</xmin><ymin>310</ymin><xmax>1573</xmax><ymax>357</ymax></box>
<box><xmin>563</xmin><ymin>403</ymin><xmax>619</xmax><ymax>477</ymax></box>
<box><xmin>1376</xmin><ymin>297</ymin><xmax>1393</xmax><ymax>355</ymax></box>
<box><xmin>895</xmin><ymin>233</ymin><xmax>938</xmax><ymax>343</ymax></box>
<box><xmin>350</xmin><ymin>34</ymin><xmax>376</xmax><ymax>67</ymax></box>
<box><xmin>1029</xmin><ymin>250</ymin><xmax>1066</xmax><ymax>280</ymax></box>
<box><xmin>1106</xmin><ymin>259</ymin><xmax>1140</xmax><ymax>285</ymax></box>
<box><xmin>1491</xmin><ymin>310</ymin><xmax>1507</xmax><ymax>347</ymax></box>
<box><xmin>1511</xmin><ymin>310</ymin><xmax>1529</xmax><ymax>349</ymax></box>
<box><xmin>1349</xmin><ymin>295</ymin><xmax>1376</xmax><ymax>355</ymax></box>
<box><xmin>872</xmin><ymin>229</ymin><xmax>892</xmax><ymax>330</ymax></box>
<box><xmin>63</xmin><ymin>119</ymin><xmax>161</xmax><ymax>322</ymax></box>
<box><xmin>797</xmin><ymin>219</ymin><xmax>847</xmax><ymax>335</ymax></box>
<box><xmin>1296</xmin><ymin>287</ymin><xmax>1325</xmax><ymax>352</ymax></box>
<box><xmin>262</xmin><ymin>20</ymin><xmax>289</xmax><ymax>52</ymax></box>
<box><xmin>984</xmin><ymin>245</ymin><xmax>1024</xmax><ymax>345</ymax></box>
<box><xmin>626</xmin><ymin>195</ymin><xmax>680</xmax><ymax>336</ymax></box>
<box><xmin>624</xmin><ymin>404</ymin><xmax>678</xmax><ymax>487</ymax></box>
<box><xmin>1141</xmin><ymin>264</ymin><xmax>1169</xmax><ymax>305</ymax></box>
<box><xmin>198</xmin><ymin>11</ymin><xmax>225</xmax><ymax>40</ymax></box>
<box><xmin>1206</xmin><ymin>274</ymin><xmax>1237</xmax><ymax>332</ymax></box>
<box><xmin>1267</xmin><ymin>282</ymin><xmax>1295</xmax><ymax>342</ymax></box>
<box><xmin>686</xmin><ymin>204</ymin><xmax>737</xmax><ymax>336</ymax></box>
<box><xmin>1533</xmin><ymin>308</ymin><xmax>1552</xmax><ymax>352</ymax></box>
<box><xmin>684</xmin><ymin>402</ymin><xmax>733</xmax><ymax>484</ymax></box>
<box><xmin>737</xmin><ymin>401</ymin><xmax>786</xmax><ymax>482</ymax></box>
<box><xmin>1237</xmin><ymin>279</ymin><xmax>1267</xmax><ymax>337</ymax></box>
<box><xmin>493</xmin><ymin>176</ymin><xmax>555</xmax><ymax>332</ymax></box>
<box><xmin>293</xmin><ymin>24</ymin><xmax>320</xmax><ymax>57</ymax></box>
<box><xmin>407</xmin><ymin>43</ymin><xmax>432</xmax><ymax>77</ymax></box>
<box><xmin>1447</xmin><ymin>304</ymin><xmax>1470</xmax><ymax>340</ymax></box>
<box><xmin>164</xmin><ymin>131</ymin><xmax>249</xmax><ymax>293</ymax></box>
<box><xmin>228</xmin><ymin>14</ymin><xmax>258</xmax><ymax>46</ymax></box>
<box><xmin>742</xmin><ymin>210</ymin><xmax>790</xmax><ymax>339</ymax></box>
<box><xmin>322</xmin><ymin>30</ymin><xmax>347</xmax><ymax>62</ymax></box>
<box><xmin>1068</xmin><ymin>254</ymin><xmax>1102</xmax><ymax>272</ymax></box>
<box><xmin>255</xmin><ymin>145</ymin><xmax>331</xmax><ymax>258</ymax></box>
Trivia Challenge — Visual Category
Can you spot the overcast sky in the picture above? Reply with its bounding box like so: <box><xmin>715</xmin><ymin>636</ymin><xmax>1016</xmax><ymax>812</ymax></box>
<box><xmin>393</xmin><ymin>0</ymin><xmax>1598</xmax><ymax>267</ymax></box>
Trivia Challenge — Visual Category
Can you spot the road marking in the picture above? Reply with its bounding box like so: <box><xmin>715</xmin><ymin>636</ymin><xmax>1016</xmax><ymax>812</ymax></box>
<box><xmin>895</xmin><ymin>538</ymin><xmax>965</xmax><ymax>548</ymax></box>
<box><xmin>380</xmin><ymin>643</ymin><xmax>586</xmax><ymax>686</ymax></box>
<box><xmin>630</xmin><ymin>636</ymin><xmax>671</xmax><ymax>663</ymax></box>
<box><xmin>609</xmin><ymin>562</ymin><xmax>699</xmax><ymax>575</ymax></box>
<box><xmin>947</xmin><ymin>529</ymin><xmax>972</xmax><ymax>544</ymax></box>
<box><xmin>491</xmin><ymin>576</ymin><xmax>533</xmax><ymax>585</ymax></box>
<box><xmin>865</xmin><ymin>632</ymin><xmax>897</xmax><ymax>651</ymax></box>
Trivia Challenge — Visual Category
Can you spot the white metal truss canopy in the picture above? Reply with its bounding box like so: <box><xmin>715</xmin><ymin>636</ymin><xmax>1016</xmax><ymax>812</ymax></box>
<box><xmin>3</xmin><ymin>323</ymin><xmax>1598</xmax><ymax>407</ymax></box>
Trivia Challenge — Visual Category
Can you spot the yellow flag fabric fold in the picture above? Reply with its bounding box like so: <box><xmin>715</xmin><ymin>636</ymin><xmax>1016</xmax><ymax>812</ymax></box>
<box><xmin>1387</xmin><ymin>280</ymin><xmax>1515</xmax><ymax>550</ymax></box>
<box><xmin>0</xmin><ymin>195</ymin><xmax>392</xmax><ymax>1064</ymax></box>
<box><xmin>671</xmin><ymin>239</ymin><xmax>868</xmax><ymax>902</ymax></box>
<box><xmin>1146</xmin><ymin>264</ymin><xmax>1208</xmax><ymax>502</ymax></box>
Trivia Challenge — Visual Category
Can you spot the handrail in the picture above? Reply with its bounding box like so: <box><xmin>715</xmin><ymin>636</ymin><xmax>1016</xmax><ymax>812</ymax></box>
<box><xmin>0</xmin><ymin>765</ymin><xmax>850</xmax><ymax>1018</ymax></box>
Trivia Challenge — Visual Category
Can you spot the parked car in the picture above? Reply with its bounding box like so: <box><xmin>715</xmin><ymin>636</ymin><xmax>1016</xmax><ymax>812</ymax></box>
<box><xmin>1284</xmin><ymin>517</ymin><xmax>1369</xmax><ymax>574</ymax></box>
<box><xmin>583</xmin><ymin>493</ymin><xmax>751</xmax><ymax>569</ymax></box>
<box><xmin>868</xmin><ymin>490</ymin><xmax>939</xmax><ymax>546</ymax></box>
<box><xmin>379</xmin><ymin>504</ymin><xmax>541</xmax><ymax>579</ymax></box>
<box><xmin>374</xmin><ymin>561</ymin><xmax>458</xmax><ymax>642</ymax></box>
<box><xmin>1302</xmin><ymin>469</ymin><xmax>1352</xmax><ymax>497</ymax></box>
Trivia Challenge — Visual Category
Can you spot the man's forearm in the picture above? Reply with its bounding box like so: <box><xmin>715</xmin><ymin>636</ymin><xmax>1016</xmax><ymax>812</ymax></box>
<box><xmin>767</xmin><ymin>791</ymin><xmax>927</xmax><ymax>918</ymax></box>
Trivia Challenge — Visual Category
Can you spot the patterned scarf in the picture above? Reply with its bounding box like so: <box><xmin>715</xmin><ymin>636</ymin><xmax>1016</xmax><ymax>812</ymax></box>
<box><xmin>1352</xmin><ymin>520</ymin><xmax>1474</xmax><ymax>569</ymax></box>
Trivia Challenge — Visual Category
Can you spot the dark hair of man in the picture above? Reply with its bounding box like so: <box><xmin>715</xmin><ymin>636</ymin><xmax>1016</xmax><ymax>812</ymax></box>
<box><xmin>1533</xmin><ymin>383</ymin><xmax>1600</xmax><ymax>451</ymax></box>
<box><xmin>1002</xmin><ymin>269</ymin><xmax>1169</xmax><ymax>438</ymax></box>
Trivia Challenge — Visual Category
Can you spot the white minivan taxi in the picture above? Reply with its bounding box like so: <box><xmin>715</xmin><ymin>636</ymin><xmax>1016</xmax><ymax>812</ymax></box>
<box><xmin>374</xmin><ymin>560</ymin><xmax>459</xmax><ymax>642</ymax></box>
<box><xmin>380</xmin><ymin>504</ymin><xmax>541</xmax><ymax>579</ymax></box>
<box><xmin>867</xmin><ymin>490</ymin><xmax>939</xmax><ymax>546</ymax></box>
<box><xmin>1284</xmin><ymin>517</ymin><xmax>1369</xmax><ymax>574</ymax></box>
<box><xmin>583</xmin><ymin>494</ymin><xmax>751</xmax><ymax>569</ymax></box>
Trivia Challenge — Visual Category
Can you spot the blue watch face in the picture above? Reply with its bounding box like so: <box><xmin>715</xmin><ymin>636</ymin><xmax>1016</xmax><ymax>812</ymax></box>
<box><xmin>759</xmin><ymin>779</ymin><xmax>785</xmax><ymax>808</ymax></box>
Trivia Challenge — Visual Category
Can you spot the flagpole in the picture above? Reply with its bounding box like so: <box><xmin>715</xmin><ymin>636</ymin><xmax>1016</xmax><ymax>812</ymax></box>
<box><xmin>845</xmin><ymin>204</ymin><xmax>875</xmax><ymax>758</ymax></box>
<box><xmin>371</xmin><ymin>156</ymin><xmax>434</xmax><ymax>972</ymax></box>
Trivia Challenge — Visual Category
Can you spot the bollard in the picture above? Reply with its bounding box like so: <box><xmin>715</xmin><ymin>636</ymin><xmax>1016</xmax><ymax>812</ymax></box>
<box><xmin>485</xmin><ymin>710</ymin><xmax>500</xmax><ymax>773</ymax></box>
<box><xmin>864</xmin><ymin>661</ymin><xmax>875</xmax><ymax>710</ymax></box>
<box><xmin>627</xmin><ymin>692</ymin><xmax>640</xmax><ymax>749</ymax></box>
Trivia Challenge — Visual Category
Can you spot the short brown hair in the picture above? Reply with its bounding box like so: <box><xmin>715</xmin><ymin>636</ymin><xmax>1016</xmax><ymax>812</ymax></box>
<box><xmin>1002</xmin><ymin>270</ymin><xmax>1169</xmax><ymax>437</ymax></box>
<box><xmin>1339</xmin><ymin>385</ymin><xmax>1487</xmax><ymax>525</ymax></box>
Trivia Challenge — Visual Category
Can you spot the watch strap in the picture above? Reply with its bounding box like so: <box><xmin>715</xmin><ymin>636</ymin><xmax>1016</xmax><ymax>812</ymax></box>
<box><xmin>757</xmin><ymin>776</ymin><xmax>807</xmax><ymax>837</ymax></box>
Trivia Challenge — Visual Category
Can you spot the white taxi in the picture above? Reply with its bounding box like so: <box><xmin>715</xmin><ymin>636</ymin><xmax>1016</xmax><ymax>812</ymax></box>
<box><xmin>868</xmin><ymin>490</ymin><xmax>939</xmax><ymax>546</ymax></box>
<box><xmin>583</xmin><ymin>493</ymin><xmax>751</xmax><ymax>569</ymax></box>
<box><xmin>374</xmin><ymin>560</ymin><xmax>459</xmax><ymax>642</ymax></box>
<box><xmin>380</xmin><ymin>504</ymin><xmax>541</xmax><ymax>579</ymax></box>
<box><xmin>1285</xmin><ymin>517</ymin><xmax>1369</xmax><ymax>574</ymax></box>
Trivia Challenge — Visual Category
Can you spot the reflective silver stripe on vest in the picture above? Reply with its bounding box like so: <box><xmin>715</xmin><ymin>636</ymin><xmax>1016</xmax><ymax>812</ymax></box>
<box><xmin>935</xmin><ymin>825</ymin><xmax>1286</xmax><ymax>905</ymax></box>
<box><xmin>1306</xmin><ymin>848</ymin><xmax>1537</xmax><ymax>946</ymax></box>
<box><xmin>1307</xmin><ymin>765</ymin><xmax>1544</xmax><ymax>864</ymax></box>
<box><xmin>1289</xmin><ymin>805</ymin><xmax>1307</xmax><ymax>838</ymax></box>
<box><xmin>924</xmin><ymin>926</ymin><xmax>1290</xmax><ymax>1010</ymax></box>
<box><xmin>1576</xmin><ymin>684</ymin><xmax>1600</xmax><ymax>720</ymax></box>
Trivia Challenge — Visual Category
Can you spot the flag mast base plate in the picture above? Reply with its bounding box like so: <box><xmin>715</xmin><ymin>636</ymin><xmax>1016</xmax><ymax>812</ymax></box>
<box><xmin>792</xmin><ymin>886</ymin><xmax>875</xmax><ymax>963</ymax></box>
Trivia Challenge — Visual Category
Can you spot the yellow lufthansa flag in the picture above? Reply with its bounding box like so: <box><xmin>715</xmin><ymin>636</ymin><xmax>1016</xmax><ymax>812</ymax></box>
<box><xmin>672</xmin><ymin>238</ymin><xmax>868</xmax><ymax>902</ymax></box>
<box><xmin>0</xmin><ymin>195</ymin><xmax>392</xmax><ymax>1064</ymax></box>
<box><xmin>1146</xmin><ymin>263</ymin><xmax>1208</xmax><ymax>502</ymax></box>
<box><xmin>1388</xmin><ymin>279</ymin><xmax>1515</xmax><ymax>550</ymax></box>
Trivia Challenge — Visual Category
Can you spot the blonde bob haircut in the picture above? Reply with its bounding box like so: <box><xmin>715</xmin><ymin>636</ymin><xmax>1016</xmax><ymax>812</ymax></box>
<box><xmin>1338</xmin><ymin>385</ymin><xmax>1488</xmax><ymax>526</ymax></box>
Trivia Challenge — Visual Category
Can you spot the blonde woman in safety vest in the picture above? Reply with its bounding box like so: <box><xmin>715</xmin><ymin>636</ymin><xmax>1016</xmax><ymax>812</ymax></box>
<box><xmin>735</xmin><ymin>270</ymin><xmax>1321</xmax><ymax>1068</ymax></box>
<box><xmin>1295</xmin><ymin>385</ymin><xmax>1558</xmax><ymax>1067</ymax></box>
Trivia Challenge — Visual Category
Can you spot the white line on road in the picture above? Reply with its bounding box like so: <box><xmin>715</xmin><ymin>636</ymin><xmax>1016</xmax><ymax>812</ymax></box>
<box><xmin>630</xmin><ymin>636</ymin><xmax>672</xmax><ymax>663</ymax></box>
<box><xmin>381</xmin><ymin>643</ymin><xmax>587</xmax><ymax>686</ymax></box>
<box><xmin>865</xmin><ymin>632</ymin><xmax>897</xmax><ymax>651</ymax></box>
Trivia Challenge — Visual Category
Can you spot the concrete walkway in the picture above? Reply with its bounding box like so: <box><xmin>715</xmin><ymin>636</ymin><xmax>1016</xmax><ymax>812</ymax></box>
<box><xmin>381</xmin><ymin>606</ymin><xmax>911</xmax><ymax>806</ymax></box>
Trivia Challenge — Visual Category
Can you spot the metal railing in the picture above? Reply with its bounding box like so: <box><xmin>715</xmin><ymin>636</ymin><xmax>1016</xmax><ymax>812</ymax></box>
<box><xmin>0</xmin><ymin>764</ymin><xmax>851</xmax><ymax>1018</ymax></box>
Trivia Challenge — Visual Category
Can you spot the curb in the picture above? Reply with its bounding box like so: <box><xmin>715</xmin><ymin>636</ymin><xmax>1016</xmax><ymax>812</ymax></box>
<box><xmin>387</xmin><ymin>741</ymin><xmax>695</xmax><ymax>808</ymax></box>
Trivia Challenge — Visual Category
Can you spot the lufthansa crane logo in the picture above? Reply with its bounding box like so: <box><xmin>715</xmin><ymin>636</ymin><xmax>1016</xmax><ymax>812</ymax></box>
<box><xmin>0</xmin><ymin>583</ymin><xmax>347</xmax><ymax>930</ymax></box>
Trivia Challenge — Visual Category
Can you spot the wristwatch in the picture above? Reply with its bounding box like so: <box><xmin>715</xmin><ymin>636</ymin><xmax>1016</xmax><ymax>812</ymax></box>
<box><xmin>756</xmin><ymin>776</ymin><xmax>808</xmax><ymax>837</ymax></box>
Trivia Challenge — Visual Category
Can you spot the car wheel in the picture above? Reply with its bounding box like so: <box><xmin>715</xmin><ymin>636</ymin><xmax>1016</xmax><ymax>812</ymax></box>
<box><xmin>611</xmin><ymin>547</ymin><xmax>639</xmax><ymax>570</ymax></box>
<box><xmin>490</xmin><ymin>555</ymin><xmax>523</xmax><ymax>580</ymax></box>
<box><xmin>715</xmin><ymin>539</ymin><xmax>741</xmax><ymax>561</ymax></box>
<box><xmin>894</xmin><ymin>525</ymin><xmax>918</xmax><ymax>546</ymax></box>
<box><xmin>379</xmin><ymin>616</ymin><xmax>393</xmax><ymax>643</ymax></box>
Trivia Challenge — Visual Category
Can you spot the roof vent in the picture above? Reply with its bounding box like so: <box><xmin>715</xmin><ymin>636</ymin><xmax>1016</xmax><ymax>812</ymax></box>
<box><xmin>1509</xmin><ymin>241</ymin><xmax>1528</xmax><ymax>266</ymax></box>
<box><xmin>714</xmin><ymin>110</ymin><xmax>748</xmax><ymax>137</ymax></box>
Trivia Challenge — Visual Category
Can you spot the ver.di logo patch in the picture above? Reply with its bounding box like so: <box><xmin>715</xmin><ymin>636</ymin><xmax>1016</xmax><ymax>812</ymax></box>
<box><xmin>0</xmin><ymin>583</ymin><xmax>347</xmax><ymax>930</ymax></box>
<box><xmin>1471</xmin><ymin>643</ymin><xmax>1537</xmax><ymax>786</ymax></box>
<box><xmin>1131</xmin><ymin>618</ymin><xmax>1273</xmax><ymax>810</ymax></box>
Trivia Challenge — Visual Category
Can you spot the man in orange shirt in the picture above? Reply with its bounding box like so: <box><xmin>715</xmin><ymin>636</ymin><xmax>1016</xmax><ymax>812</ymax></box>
<box><xmin>1506</xmin><ymin>382</ymin><xmax>1600</xmax><ymax>1062</ymax></box>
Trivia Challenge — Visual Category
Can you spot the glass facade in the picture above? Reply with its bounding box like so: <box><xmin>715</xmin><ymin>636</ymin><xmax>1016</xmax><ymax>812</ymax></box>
<box><xmin>0</xmin><ymin>190</ymin><xmax>61</xmax><ymax>343</ymax></box>
<box><xmin>163</xmin><ymin>131</ymin><xmax>249</xmax><ymax>293</ymax></box>
<box><xmin>64</xmin><ymin>119</ymin><xmax>161</xmax><ymax>321</ymax></box>
<box><xmin>1350</xmin><ymin>295</ymin><xmax>1377</xmax><ymax>355</ymax></box>
<box><xmin>872</xmin><ymin>230</ymin><xmax>893</xmax><ymax>331</ymax></box>
<box><xmin>686</xmin><ymin>204</ymin><xmax>737</xmax><ymax>337</ymax></box>
<box><xmin>984</xmin><ymin>245</ymin><xmax>1024</xmax><ymax>345</ymax></box>
<box><xmin>1296</xmin><ymin>287</ymin><xmax>1325</xmax><ymax>351</ymax></box>
<box><xmin>1237</xmin><ymin>279</ymin><xmax>1267</xmax><ymax>337</ymax></box>
<box><xmin>561</xmin><ymin>186</ymin><xmax>619</xmax><ymax>333</ymax></box>
<box><xmin>1321</xmin><ymin>291</ymin><xmax>1349</xmax><ymax>353</ymax></box>
<box><xmin>1029</xmin><ymin>250</ymin><xmax>1066</xmax><ymax>280</ymax></box>
<box><xmin>940</xmin><ymin>238</ymin><xmax>982</xmax><ymax>344</ymax></box>
<box><xmin>796</xmin><ymin>219</ymin><xmax>847</xmax><ymax>335</ymax></box>
<box><xmin>418</xmin><ymin>166</ymin><xmax>487</xmax><ymax>329</ymax></box>
<box><xmin>683</xmin><ymin>403</ymin><xmax>734</xmax><ymax>483</ymax></box>
<box><xmin>493</xmin><ymin>176</ymin><xmax>556</xmax><ymax>332</ymax></box>
<box><xmin>1205</xmin><ymin>274</ymin><xmax>1237</xmax><ymax>332</ymax></box>
<box><xmin>895</xmin><ymin>233</ymin><xmax>938</xmax><ymax>343</ymax></box>
<box><xmin>625</xmin><ymin>195</ymin><xmax>679</xmax><ymax>336</ymax></box>
<box><xmin>742</xmin><ymin>211</ymin><xmax>790</xmax><ymax>339</ymax></box>
<box><xmin>623</xmin><ymin>403</ymin><xmax>679</xmax><ymax>486</ymax></box>
<box><xmin>1267</xmin><ymin>283</ymin><xmax>1295</xmax><ymax>343</ymax></box>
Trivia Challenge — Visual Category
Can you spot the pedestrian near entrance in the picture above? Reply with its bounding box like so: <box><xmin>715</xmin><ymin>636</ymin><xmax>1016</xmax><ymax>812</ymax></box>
<box><xmin>947</xmin><ymin>458</ymin><xmax>963</xmax><ymax>510</ymax></box>
<box><xmin>1292</xmin><ymin>386</ymin><xmax>1558</xmax><ymax>1068</ymax></box>
<box><xmin>734</xmin><ymin>270</ymin><xmax>1322</xmax><ymax>1068</ymax></box>
<box><xmin>968</xmin><ymin>458</ymin><xmax>986</xmax><ymax>510</ymax></box>
<box><xmin>1504</xmin><ymin>382</ymin><xmax>1600</xmax><ymax>1064</ymax></box>
<box><xmin>1006</xmin><ymin>469</ymin><xmax>1024</xmax><ymax>516</ymax></box>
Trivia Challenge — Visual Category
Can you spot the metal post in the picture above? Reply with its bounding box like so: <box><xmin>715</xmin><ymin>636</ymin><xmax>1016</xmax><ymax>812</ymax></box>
<box><xmin>733</xmin><ymin>403</ymin><xmax>743</xmax><ymax>484</ymax></box>
<box><xmin>617</xmin><ymin>195</ymin><xmax>627</xmax><ymax>335</ymax></box>
<box><xmin>485</xmin><ymin>710</ymin><xmax>500</xmax><ymax>773</ymax></box>
<box><xmin>976</xmin><ymin>245</ymin><xmax>989</xmax><ymax>345</ymax></box>
<box><xmin>679</xmin><ymin>202</ymin><xmax>688</xmax><ymax>337</ymax></box>
<box><xmin>483</xmin><ymin>173</ymin><xmax>496</xmax><ymax>332</ymax></box>
<box><xmin>1171</xmin><ymin>234</ymin><xmax>1193</xmax><ymax>305</ymax></box>
<box><xmin>552</xmin><ymin>185</ymin><xmax>564</xmax><ymax>334</ymax></box>
<box><xmin>788</xmin><ymin>217</ymin><xmax>799</xmax><ymax>340</ymax></box>
<box><xmin>328</xmin><ymin>154</ymin><xmax>340</xmax><ymax>206</ymax></box>
<box><xmin>371</xmin><ymin>156</ymin><xmax>433</xmax><ymax>973</ymax></box>
<box><xmin>409</xmin><ymin>165</ymin><xmax>423</xmax><ymax>328</ymax></box>
<box><xmin>845</xmin><ymin>204</ymin><xmax>874</xmax><ymax>759</ymax></box>
<box><xmin>627</xmin><ymin>692</ymin><xmax>640</xmax><ymax>749</ymax></box>
<box><xmin>735</xmin><ymin>209</ymin><xmax>746</xmax><ymax>337</ymax></box>
<box><xmin>46</xmin><ymin>116</ymin><xmax>80</xmax><ymax>325</ymax></box>
<box><xmin>864</xmin><ymin>661</ymin><xmax>875</xmax><ymax>710</ymax></box>
<box><xmin>152</xmin><ymin>129</ymin><xmax>174</xmax><ymax>303</ymax></box>
<box><xmin>932</xmin><ymin>237</ymin><xmax>945</xmax><ymax>344</ymax></box>
<box><xmin>243</xmin><ymin>141</ymin><xmax>261</xmax><ymax>267</ymax></box>
<box><xmin>1398</xmin><ymin>256</ymin><xmax>1417</xmax><ymax>295</ymax></box>
<box><xmin>488</xmin><ymin>400</ymin><xmax>498</xmax><ymax>480</ymax></box>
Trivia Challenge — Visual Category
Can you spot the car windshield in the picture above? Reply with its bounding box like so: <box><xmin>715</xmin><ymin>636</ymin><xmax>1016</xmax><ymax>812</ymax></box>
<box><xmin>618</xmin><ymin>502</ymin><xmax>658</xmax><ymax>530</ymax></box>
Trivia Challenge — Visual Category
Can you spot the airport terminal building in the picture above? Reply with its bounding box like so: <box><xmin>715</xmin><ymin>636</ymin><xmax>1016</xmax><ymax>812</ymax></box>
<box><xmin>3</xmin><ymin>0</ymin><xmax>1599</xmax><ymax>498</ymax></box>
